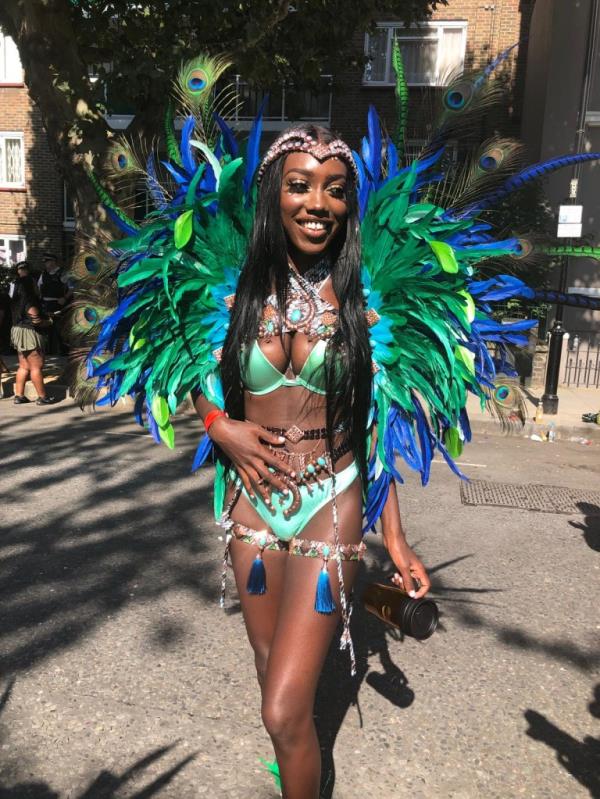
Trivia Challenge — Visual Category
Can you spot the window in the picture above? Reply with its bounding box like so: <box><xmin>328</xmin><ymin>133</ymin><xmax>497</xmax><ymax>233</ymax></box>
<box><xmin>0</xmin><ymin>234</ymin><xmax>26</xmax><ymax>267</ymax></box>
<box><xmin>0</xmin><ymin>133</ymin><xmax>24</xmax><ymax>187</ymax></box>
<box><xmin>364</xmin><ymin>22</ymin><xmax>467</xmax><ymax>87</ymax></box>
<box><xmin>63</xmin><ymin>182</ymin><xmax>75</xmax><ymax>229</ymax></box>
<box><xmin>0</xmin><ymin>30</ymin><xmax>23</xmax><ymax>84</ymax></box>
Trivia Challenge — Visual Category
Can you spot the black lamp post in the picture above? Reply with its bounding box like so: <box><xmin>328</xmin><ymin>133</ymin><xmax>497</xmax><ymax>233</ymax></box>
<box><xmin>541</xmin><ymin>0</ymin><xmax>599</xmax><ymax>414</ymax></box>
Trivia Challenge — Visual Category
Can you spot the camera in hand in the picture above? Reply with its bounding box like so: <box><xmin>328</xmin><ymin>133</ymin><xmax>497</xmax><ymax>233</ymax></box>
<box><xmin>362</xmin><ymin>581</ymin><xmax>438</xmax><ymax>640</ymax></box>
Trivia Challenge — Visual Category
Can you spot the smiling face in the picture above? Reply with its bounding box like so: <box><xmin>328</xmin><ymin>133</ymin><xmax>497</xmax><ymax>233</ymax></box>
<box><xmin>279</xmin><ymin>152</ymin><xmax>349</xmax><ymax>268</ymax></box>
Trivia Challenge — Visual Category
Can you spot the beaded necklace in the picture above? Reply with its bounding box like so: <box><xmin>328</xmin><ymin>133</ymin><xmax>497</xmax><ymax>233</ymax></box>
<box><xmin>258</xmin><ymin>262</ymin><xmax>339</xmax><ymax>342</ymax></box>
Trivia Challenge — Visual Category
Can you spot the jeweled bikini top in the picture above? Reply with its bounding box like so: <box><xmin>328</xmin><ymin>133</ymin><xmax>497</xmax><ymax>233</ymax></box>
<box><xmin>240</xmin><ymin>263</ymin><xmax>337</xmax><ymax>396</ymax></box>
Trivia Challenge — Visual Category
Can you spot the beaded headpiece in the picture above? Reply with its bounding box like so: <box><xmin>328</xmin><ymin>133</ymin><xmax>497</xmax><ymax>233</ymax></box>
<box><xmin>256</xmin><ymin>129</ymin><xmax>359</xmax><ymax>184</ymax></box>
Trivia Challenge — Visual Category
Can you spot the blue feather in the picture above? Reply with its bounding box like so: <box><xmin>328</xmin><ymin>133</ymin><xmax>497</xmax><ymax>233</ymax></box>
<box><xmin>191</xmin><ymin>433</ymin><xmax>214</xmax><ymax>472</ymax></box>
<box><xmin>412</xmin><ymin>396</ymin><xmax>434</xmax><ymax>486</ymax></box>
<box><xmin>476</xmin><ymin>41</ymin><xmax>521</xmax><ymax>87</ymax></box>
<box><xmin>145</xmin><ymin>153</ymin><xmax>168</xmax><ymax>211</ymax></box>
<box><xmin>181</xmin><ymin>116</ymin><xmax>197</xmax><ymax>176</ymax></box>
<box><xmin>243</xmin><ymin>96</ymin><xmax>267</xmax><ymax>201</ymax></box>
<box><xmin>213</xmin><ymin>113</ymin><xmax>239</xmax><ymax>157</ymax></box>
<box><xmin>146</xmin><ymin>406</ymin><xmax>162</xmax><ymax>444</ymax></box>
<box><xmin>437</xmin><ymin>439</ymin><xmax>468</xmax><ymax>480</ymax></box>
<box><xmin>364</xmin><ymin>470</ymin><xmax>392</xmax><ymax>532</ymax></box>
<box><xmin>105</xmin><ymin>207</ymin><xmax>138</xmax><ymax>236</ymax></box>
<box><xmin>133</xmin><ymin>392</ymin><xmax>145</xmax><ymax>426</ymax></box>
<box><xmin>460</xmin><ymin>152</ymin><xmax>600</xmax><ymax>217</ymax></box>
<box><xmin>352</xmin><ymin>150</ymin><xmax>370</xmax><ymax>219</ymax></box>
<box><xmin>366</xmin><ymin>105</ymin><xmax>382</xmax><ymax>184</ymax></box>
<box><xmin>161</xmin><ymin>160</ymin><xmax>189</xmax><ymax>185</ymax></box>
<box><xmin>386</xmin><ymin>138</ymin><xmax>399</xmax><ymax>178</ymax></box>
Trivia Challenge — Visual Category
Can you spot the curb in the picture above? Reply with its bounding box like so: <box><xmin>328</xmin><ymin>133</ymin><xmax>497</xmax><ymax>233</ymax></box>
<box><xmin>468</xmin><ymin>417</ymin><xmax>600</xmax><ymax>443</ymax></box>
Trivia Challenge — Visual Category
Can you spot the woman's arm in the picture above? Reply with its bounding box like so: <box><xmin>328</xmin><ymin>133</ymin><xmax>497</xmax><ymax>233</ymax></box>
<box><xmin>380</xmin><ymin>480</ymin><xmax>431</xmax><ymax>598</ymax></box>
<box><xmin>192</xmin><ymin>391</ymin><xmax>294</xmax><ymax>504</ymax></box>
<box><xmin>370</xmin><ymin>423</ymin><xmax>430</xmax><ymax>598</ymax></box>
<box><xmin>26</xmin><ymin>306</ymin><xmax>52</xmax><ymax>328</ymax></box>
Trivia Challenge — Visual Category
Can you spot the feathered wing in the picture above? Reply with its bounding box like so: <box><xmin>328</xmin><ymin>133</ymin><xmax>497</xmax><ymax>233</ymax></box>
<box><xmin>358</xmin><ymin>45</ymin><xmax>600</xmax><ymax>529</ymax></box>
<box><xmin>65</xmin><ymin>56</ymin><xmax>259</xmax><ymax>474</ymax></box>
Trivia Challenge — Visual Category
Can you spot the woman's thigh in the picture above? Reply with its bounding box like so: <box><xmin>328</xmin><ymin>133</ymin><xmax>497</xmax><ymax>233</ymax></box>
<box><xmin>262</xmin><ymin>478</ymin><xmax>363</xmax><ymax>711</ymax></box>
<box><xmin>17</xmin><ymin>351</ymin><xmax>29</xmax><ymax>370</ymax></box>
<box><xmin>229</xmin><ymin>491</ymin><xmax>289</xmax><ymax>672</ymax></box>
<box><xmin>26</xmin><ymin>348</ymin><xmax>44</xmax><ymax>369</ymax></box>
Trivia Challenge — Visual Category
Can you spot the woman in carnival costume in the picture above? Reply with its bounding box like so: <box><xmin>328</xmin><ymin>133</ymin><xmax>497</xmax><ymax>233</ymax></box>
<box><xmin>67</xmin><ymin>49</ymin><xmax>600</xmax><ymax>798</ymax></box>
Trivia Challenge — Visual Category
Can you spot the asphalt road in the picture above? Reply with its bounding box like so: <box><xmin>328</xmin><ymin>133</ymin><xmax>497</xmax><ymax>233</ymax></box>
<box><xmin>0</xmin><ymin>401</ymin><xmax>599</xmax><ymax>799</ymax></box>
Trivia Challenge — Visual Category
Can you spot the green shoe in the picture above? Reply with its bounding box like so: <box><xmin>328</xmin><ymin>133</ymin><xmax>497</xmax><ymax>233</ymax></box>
<box><xmin>259</xmin><ymin>758</ymin><xmax>281</xmax><ymax>792</ymax></box>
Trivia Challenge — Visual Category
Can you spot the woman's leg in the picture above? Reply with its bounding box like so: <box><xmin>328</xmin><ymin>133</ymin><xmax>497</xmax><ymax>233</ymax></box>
<box><xmin>15</xmin><ymin>351</ymin><xmax>30</xmax><ymax>396</ymax></box>
<box><xmin>26</xmin><ymin>349</ymin><xmax>47</xmax><ymax>399</ymax></box>
<box><xmin>260</xmin><ymin>480</ymin><xmax>363</xmax><ymax>799</ymax></box>
<box><xmin>230</xmin><ymin>532</ymin><xmax>289</xmax><ymax>687</ymax></box>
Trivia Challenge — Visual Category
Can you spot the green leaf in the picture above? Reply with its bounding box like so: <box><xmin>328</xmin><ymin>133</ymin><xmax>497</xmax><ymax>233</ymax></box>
<box><xmin>174</xmin><ymin>209</ymin><xmax>194</xmax><ymax>249</ymax></box>
<box><xmin>429</xmin><ymin>240</ymin><xmax>458</xmax><ymax>273</ymax></box>
<box><xmin>151</xmin><ymin>395</ymin><xmax>170</xmax><ymax>426</ymax></box>
<box><xmin>158</xmin><ymin>422</ymin><xmax>175</xmax><ymax>449</ymax></box>
<box><xmin>444</xmin><ymin>427</ymin><xmax>463</xmax><ymax>459</ymax></box>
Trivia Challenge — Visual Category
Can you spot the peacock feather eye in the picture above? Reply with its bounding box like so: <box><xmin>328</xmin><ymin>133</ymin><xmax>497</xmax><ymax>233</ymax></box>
<box><xmin>479</xmin><ymin>147</ymin><xmax>504</xmax><ymax>172</ymax></box>
<box><xmin>496</xmin><ymin>385</ymin><xmax>510</xmax><ymax>401</ymax></box>
<box><xmin>84</xmin><ymin>307</ymin><xmax>98</xmax><ymax>324</ymax></box>
<box><xmin>187</xmin><ymin>69</ymin><xmax>208</xmax><ymax>93</ymax></box>
<box><xmin>116</xmin><ymin>153</ymin><xmax>128</xmax><ymax>169</ymax></box>
<box><xmin>443</xmin><ymin>80</ymin><xmax>474</xmax><ymax>111</ymax></box>
<box><xmin>479</xmin><ymin>154</ymin><xmax>498</xmax><ymax>171</ymax></box>
<box><xmin>84</xmin><ymin>256</ymin><xmax>99</xmax><ymax>273</ymax></box>
<box><xmin>512</xmin><ymin>238</ymin><xmax>533</xmax><ymax>259</ymax></box>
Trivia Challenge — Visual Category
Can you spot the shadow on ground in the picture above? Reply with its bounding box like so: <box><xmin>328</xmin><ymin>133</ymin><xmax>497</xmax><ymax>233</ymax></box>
<box><xmin>0</xmin><ymin>640</ymin><xmax>196</xmax><ymax>798</ymax></box>
<box><xmin>524</xmin><ymin>683</ymin><xmax>600</xmax><ymax>797</ymax></box>
<box><xmin>315</xmin><ymin>542</ymin><xmax>504</xmax><ymax>798</ymax></box>
<box><xmin>315</xmin><ymin>535</ymin><xmax>599</xmax><ymax>798</ymax></box>
<box><xmin>0</xmin><ymin>405</ymin><xmax>215</xmax><ymax>677</ymax></box>
<box><xmin>569</xmin><ymin>502</ymin><xmax>600</xmax><ymax>552</ymax></box>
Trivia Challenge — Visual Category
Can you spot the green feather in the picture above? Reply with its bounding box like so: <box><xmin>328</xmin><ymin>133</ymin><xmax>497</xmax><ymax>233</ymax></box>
<box><xmin>392</xmin><ymin>37</ymin><xmax>408</xmax><ymax>162</ymax></box>
<box><xmin>164</xmin><ymin>101</ymin><xmax>183</xmax><ymax>167</ymax></box>
<box><xmin>87</xmin><ymin>169</ymin><xmax>139</xmax><ymax>231</ymax></box>
<box><xmin>428</xmin><ymin>240</ymin><xmax>459</xmax><ymax>273</ymax></box>
<box><xmin>174</xmin><ymin>210</ymin><xmax>194</xmax><ymax>249</ymax></box>
<box><xmin>540</xmin><ymin>245</ymin><xmax>600</xmax><ymax>259</ymax></box>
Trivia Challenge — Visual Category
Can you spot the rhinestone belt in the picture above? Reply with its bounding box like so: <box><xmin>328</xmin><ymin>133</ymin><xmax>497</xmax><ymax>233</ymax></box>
<box><xmin>265</xmin><ymin>422</ymin><xmax>346</xmax><ymax>443</ymax></box>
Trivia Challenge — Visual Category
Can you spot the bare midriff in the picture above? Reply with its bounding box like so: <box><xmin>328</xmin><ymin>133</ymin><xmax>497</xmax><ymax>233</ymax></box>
<box><xmin>243</xmin><ymin>331</ymin><xmax>353</xmax><ymax>473</ymax></box>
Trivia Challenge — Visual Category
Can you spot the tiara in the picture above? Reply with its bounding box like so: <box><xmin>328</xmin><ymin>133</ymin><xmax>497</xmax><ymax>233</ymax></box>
<box><xmin>256</xmin><ymin>129</ymin><xmax>359</xmax><ymax>184</ymax></box>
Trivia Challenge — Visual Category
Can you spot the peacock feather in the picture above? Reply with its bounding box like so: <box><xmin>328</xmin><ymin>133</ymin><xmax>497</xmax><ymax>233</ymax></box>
<box><xmin>391</xmin><ymin>37</ymin><xmax>408</xmax><ymax>163</ymax></box>
<box><xmin>173</xmin><ymin>53</ymin><xmax>233</xmax><ymax>147</ymax></box>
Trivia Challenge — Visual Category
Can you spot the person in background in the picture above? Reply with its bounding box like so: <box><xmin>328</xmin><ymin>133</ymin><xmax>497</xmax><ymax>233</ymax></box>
<box><xmin>0</xmin><ymin>286</ymin><xmax>10</xmax><ymax>398</ymax></box>
<box><xmin>8</xmin><ymin>260</ymin><xmax>32</xmax><ymax>299</ymax></box>
<box><xmin>10</xmin><ymin>275</ymin><xmax>54</xmax><ymax>405</ymax></box>
<box><xmin>38</xmin><ymin>253</ymin><xmax>71</xmax><ymax>354</ymax></box>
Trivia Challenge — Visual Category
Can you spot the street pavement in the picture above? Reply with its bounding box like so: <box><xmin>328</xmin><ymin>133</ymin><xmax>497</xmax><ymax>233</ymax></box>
<box><xmin>0</xmin><ymin>400</ymin><xmax>598</xmax><ymax>799</ymax></box>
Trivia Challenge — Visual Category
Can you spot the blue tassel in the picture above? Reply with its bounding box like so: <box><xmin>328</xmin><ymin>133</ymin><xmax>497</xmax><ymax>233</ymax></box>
<box><xmin>315</xmin><ymin>564</ymin><xmax>336</xmax><ymax>614</ymax></box>
<box><xmin>247</xmin><ymin>553</ymin><xmax>267</xmax><ymax>595</ymax></box>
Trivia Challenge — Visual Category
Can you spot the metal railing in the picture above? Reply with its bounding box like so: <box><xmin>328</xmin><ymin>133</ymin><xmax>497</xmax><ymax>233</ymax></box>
<box><xmin>562</xmin><ymin>332</ymin><xmax>600</xmax><ymax>387</ymax></box>
<box><xmin>231</xmin><ymin>74</ymin><xmax>333</xmax><ymax>124</ymax></box>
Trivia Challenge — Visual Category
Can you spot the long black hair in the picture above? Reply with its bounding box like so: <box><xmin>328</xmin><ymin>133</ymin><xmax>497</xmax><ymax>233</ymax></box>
<box><xmin>220</xmin><ymin>124</ymin><xmax>372</xmax><ymax>486</ymax></box>
<box><xmin>11</xmin><ymin>275</ymin><xmax>41</xmax><ymax>324</ymax></box>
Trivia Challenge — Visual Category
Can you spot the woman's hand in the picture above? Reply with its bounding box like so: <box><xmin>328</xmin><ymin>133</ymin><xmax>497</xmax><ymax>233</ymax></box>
<box><xmin>385</xmin><ymin>533</ymin><xmax>431</xmax><ymax>599</ymax></box>
<box><xmin>208</xmin><ymin>417</ymin><xmax>294</xmax><ymax>507</ymax></box>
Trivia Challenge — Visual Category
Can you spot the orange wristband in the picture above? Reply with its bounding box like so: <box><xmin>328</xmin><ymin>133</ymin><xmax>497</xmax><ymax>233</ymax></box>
<box><xmin>204</xmin><ymin>409</ymin><xmax>228</xmax><ymax>433</ymax></box>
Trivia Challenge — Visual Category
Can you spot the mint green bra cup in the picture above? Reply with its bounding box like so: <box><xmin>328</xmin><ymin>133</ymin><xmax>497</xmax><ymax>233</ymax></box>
<box><xmin>241</xmin><ymin>339</ymin><xmax>328</xmax><ymax>395</ymax></box>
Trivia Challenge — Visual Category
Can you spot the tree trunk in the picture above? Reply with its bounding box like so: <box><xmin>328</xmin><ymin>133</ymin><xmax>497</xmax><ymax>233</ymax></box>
<box><xmin>0</xmin><ymin>0</ymin><xmax>115</xmax><ymax>243</ymax></box>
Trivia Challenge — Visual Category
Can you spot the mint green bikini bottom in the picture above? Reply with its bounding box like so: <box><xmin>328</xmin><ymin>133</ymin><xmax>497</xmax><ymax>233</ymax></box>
<box><xmin>240</xmin><ymin>459</ymin><xmax>359</xmax><ymax>541</ymax></box>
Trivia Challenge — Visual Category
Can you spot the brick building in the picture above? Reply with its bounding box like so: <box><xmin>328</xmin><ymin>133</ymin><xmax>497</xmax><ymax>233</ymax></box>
<box><xmin>331</xmin><ymin>0</ymin><xmax>535</xmax><ymax>148</ymax></box>
<box><xmin>0</xmin><ymin>28</ymin><xmax>66</xmax><ymax>277</ymax></box>
<box><xmin>0</xmin><ymin>1</ymin><xmax>535</xmax><ymax>279</ymax></box>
